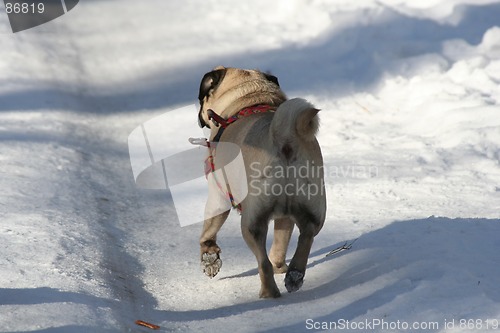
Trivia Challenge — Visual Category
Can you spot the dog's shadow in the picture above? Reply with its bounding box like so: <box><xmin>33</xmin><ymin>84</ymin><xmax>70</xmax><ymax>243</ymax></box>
<box><xmin>218</xmin><ymin>239</ymin><xmax>348</xmax><ymax>280</ymax></box>
<box><xmin>150</xmin><ymin>217</ymin><xmax>500</xmax><ymax>333</ymax></box>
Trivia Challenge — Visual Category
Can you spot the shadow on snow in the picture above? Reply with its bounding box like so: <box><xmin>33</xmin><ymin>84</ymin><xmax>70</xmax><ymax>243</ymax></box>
<box><xmin>149</xmin><ymin>217</ymin><xmax>499</xmax><ymax>331</ymax></box>
<box><xmin>0</xmin><ymin>3</ymin><xmax>499</xmax><ymax>113</ymax></box>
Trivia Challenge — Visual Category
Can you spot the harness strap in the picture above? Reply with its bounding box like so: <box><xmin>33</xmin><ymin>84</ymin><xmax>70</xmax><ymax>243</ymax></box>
<box><xmin>204</xmin><ymin>141</ymin><xmax>242</xmax><ymax>212</ymax></box>
<box><xmin>195</xmin><ymin>105</ymin><xmax>276</xmax><ymax>214</ymax></box>
<box><xmin>210</xmin><ymin>104</ymin><xmax>275</xmax><ymax>143</ymax></box>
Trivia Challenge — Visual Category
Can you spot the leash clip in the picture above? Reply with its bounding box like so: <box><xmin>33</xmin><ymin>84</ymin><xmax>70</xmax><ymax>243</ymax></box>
<box><xmin>188</xmin><ymin>137</ymin><xmax>208</xmax><ymax>147</ymax></box>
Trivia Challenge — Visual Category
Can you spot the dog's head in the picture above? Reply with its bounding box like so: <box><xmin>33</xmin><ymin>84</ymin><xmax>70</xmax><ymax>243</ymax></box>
<box><xmin>197</xmin><ymin>66</ymin><xmax>286</xmax><ymax>129</ymax></box>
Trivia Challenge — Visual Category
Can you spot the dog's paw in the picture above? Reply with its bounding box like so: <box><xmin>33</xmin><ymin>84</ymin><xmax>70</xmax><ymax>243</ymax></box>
<box><xmin>201</xmin><ymin>252</ymin><xmax>222</xmax><ymax>278</ymax></box>
<box><xmin>284</xmin><ymin>269</ymin><xmax>304</xmax><ymax>293</ymax></box>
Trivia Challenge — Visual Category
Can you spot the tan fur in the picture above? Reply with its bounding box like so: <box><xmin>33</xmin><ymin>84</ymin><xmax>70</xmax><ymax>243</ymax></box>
<box><xmin>271</xmin><ymin>98</ymin><xmax>320</xmax><ymax>145</ymax></box>
<box><xmin>199</xmin><ymin>67</ymin><xmax>286</xmax><ymax>140</ymax></box>
<box><xmin>198</xmin><ymin>66</ymin><xmax>326</xmax><ymax>298</ymax></box>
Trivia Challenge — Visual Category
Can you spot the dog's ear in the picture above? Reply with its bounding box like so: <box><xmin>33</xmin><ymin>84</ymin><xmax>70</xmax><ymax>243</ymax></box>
<box><xmin>198</xmin><ymin>68</ymin><xmax>227</xmax><ymax>102</ymax></box>
<box><xmin>198</xmin><ymin>67</ymin><xmax>226</xmax><ymax>128</ymax></box>
<box><xmin>264</xmin><ymin>73</ymin><xmax>280</xmax><ymax>87</ymax></box>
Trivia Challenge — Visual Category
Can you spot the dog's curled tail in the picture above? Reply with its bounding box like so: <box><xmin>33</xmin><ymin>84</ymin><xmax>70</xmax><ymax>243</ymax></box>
<box><xmin>271</xmin><ymin>98</ymin><xmax>320</xmax><ymax>157</ymax></box>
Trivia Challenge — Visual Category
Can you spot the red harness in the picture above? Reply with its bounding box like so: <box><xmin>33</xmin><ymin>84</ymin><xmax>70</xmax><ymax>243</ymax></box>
<box><xmin>208</xmin><ymin>104</ymin><xmax>275</xmax><ymax>129</ymax></box>
<box><xmin>205</xmin><ymin>104</ymin><xmax>275</xmax><ymax>174</ymax></box>
<box><xmin>204</xmin><ymin>104</ymin><xmax>275</xmax><ymax>212</ymax></box>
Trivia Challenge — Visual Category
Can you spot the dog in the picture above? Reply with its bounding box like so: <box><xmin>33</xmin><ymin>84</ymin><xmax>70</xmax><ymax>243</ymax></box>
<box><xmin>197</xmin><ymin>66</ymin><xmax>326</xmax><ymax>298</ymax></box>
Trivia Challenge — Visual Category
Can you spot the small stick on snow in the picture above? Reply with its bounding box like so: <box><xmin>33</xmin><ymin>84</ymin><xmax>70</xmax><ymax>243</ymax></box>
<box><xmin>354</xmin><ymin>101</ymin><xmax>372</xmax><ymax>114</ymax></box>
<box><xmin>135</xmin><ymin>320</ymin><xmax>160</xmax><ymax>330</ymax></box>
<box><xmin>325</xmin><ymin>238</ymin><xmax>358</xmax><ymax>257</ymax></box>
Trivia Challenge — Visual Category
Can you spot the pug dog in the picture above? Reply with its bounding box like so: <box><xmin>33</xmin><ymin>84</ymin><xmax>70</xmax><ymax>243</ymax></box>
<box><xmin>197</xmin><ymin>66</ymin><xmax>326</xmax><ymax>298</ymax></box>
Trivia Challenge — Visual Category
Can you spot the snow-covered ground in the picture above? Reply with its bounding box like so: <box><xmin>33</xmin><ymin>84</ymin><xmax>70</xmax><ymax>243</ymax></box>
<box><xmin>1</xmin><ymin>0</ymin><xmax>499</xmax><ymax>332</ymax></box>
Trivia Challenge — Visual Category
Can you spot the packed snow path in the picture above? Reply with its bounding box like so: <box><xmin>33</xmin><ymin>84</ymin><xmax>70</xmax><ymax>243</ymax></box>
<box><xmin>1</xmin><ymin>1</ymin><xmax>499</xmax><ymax>332</ymax></box>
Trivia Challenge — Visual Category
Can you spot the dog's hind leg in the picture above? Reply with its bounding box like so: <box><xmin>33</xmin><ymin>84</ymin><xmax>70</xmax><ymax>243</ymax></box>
<box><xmin>284</xmin><ymin>209</ymin><xmax>323</xmax><ymax>293</ymax></box>
<box><xmin>241</xmin><ymin>214</ymin><xmax>280</xmax><ymax>298</ymax></box>
<box><xmin>200</xmin><ymin>210</ymin><xmax>230</xmax><ymax>278</ymax></box>
<box><xmin>269</xmin><ymin>217</ymin><xmax>294</xmax><ymax>274</ymax></box>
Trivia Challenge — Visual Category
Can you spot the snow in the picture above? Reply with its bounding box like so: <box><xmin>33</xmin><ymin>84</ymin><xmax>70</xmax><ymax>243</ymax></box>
<box><xmin>1</xmin><ymin>0</ymin><xmax>499</xmax><ymax>332</ymax></box>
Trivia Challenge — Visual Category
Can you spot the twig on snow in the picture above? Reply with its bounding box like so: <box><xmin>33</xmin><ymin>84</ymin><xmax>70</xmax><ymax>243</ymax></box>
<box><xmin>325</xmin><ymin>238</ymin><xmax>358</xmax><ymax>257</ymax></box>
<box><xmin>135</xmin><ymin>320</ymin><xmax>160</xmax><ymax>330</ymax></box>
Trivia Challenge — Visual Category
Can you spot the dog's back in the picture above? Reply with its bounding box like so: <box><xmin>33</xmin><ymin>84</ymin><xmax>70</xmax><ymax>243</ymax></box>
<box><xmin>197</xmin><ymin>67</ymin><xmax>326</xmax><ymax>298</ymax></box>
<box><xmin>221</xmin><ymin>98</ymin><xmax>326</xmax><ymax>223</ymax></box>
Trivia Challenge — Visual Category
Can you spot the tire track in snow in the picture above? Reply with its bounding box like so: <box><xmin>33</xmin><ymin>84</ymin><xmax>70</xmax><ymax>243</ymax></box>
<box><xmin>22</xmin><ymin>17</ymin><xmax>160</xmax><ymax>331</ymax></box>
<box><xmin>77</xmin><ymin>139</ymin><xmax>159</xmax><ymax>329</ymax></box>
<box><xmin>58</xmin><ymin>69</ymin><xmax>160</xmax><ymax>333</ymax></box>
